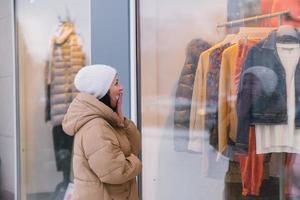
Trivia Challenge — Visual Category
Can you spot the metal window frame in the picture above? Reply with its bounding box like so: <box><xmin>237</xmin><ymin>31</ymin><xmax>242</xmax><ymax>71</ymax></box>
<box><xmin>12</xmin><ymin>0</ymin><xmax>142</xmax><ymax>199</ymax></box>
<box><xmin>12</xmin><ymin>0</ymin><xmax>21</xmax><ymax>199</ymax></box>
<box><xmin>129</xmin><ymin>0</ymin><xmax>142</xmax><ymax>198</ymax></box>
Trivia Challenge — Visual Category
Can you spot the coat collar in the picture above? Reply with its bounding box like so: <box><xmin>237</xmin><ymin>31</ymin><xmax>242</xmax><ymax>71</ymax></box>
<box><xmin>76</xmin><ymin>93</ymin><xmax>125</xmax><ymax>128</ymax></box>
<box><xmin>262</xmin><ymin>29</ymin><xmax>300</xmax><ymax>50</ymax></box>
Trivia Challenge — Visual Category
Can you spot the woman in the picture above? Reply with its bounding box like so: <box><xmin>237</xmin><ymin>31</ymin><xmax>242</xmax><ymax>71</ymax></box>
<box><xmin>62</xmin><ymin>64</ymin><xmax>142</xmax><ymax>200</ymax></box>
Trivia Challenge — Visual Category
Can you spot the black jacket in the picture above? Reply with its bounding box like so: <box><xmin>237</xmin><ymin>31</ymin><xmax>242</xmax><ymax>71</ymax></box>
<box><xmin>173</xmin><ymin>38</ymin><xmax>211</xmax><ymax>152</ymax></box>
<box><xmin>236</xmin><ymin>30</ymin><xmax>300</xmax><ymax>153</ymax></box>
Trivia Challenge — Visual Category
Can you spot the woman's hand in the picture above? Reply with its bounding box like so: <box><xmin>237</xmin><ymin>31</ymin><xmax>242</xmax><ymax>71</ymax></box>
<box><xmin>116</xmin><ymin>93</ymin><xmax>124</xmax><ymax>123</ymax></box>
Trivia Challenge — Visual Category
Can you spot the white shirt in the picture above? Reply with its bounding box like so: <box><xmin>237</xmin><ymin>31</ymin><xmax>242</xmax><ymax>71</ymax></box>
<box><xmin>256</xmin><ymin>43</ymin><xmax>300</xmax><ymax>154</ymax></box>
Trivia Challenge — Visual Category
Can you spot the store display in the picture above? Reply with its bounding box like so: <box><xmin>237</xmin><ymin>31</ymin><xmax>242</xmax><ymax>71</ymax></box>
<box><xmin>178</xmin><ymin>4</ymin><xmax>300</xmax><ymax>197</ymax></box>
<box><xmin>45</xmin><ymin>20</ymin><xmax>85</xmax><ymax>198</ymax></box>
<box><xmin>46</xmin><ymin>21</ymin><xmax>85</xmax><ymax>126</ymax></box>
<box><xmin>236</xmin><ymin>27</ymin><xmax>300</xmax><ymax>154</ymax></box>
<box><xmin>189</xmin><ymin>34</ymin><xmax>236</xmax><ymax>153</ymax></box>
<box><xmin>205</xmin><ymin>43</ymin><xmax>231</xmax><ymax>150</ymax></box>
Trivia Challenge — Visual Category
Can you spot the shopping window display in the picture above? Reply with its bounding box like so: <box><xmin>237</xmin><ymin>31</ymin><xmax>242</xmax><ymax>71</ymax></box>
<box><xmin>16</xmin><ymin>0</ymin><xmax>90</xmax><ymax>199</ymax></box>
<box><xmin>139</xmin><ymin>0</ymin><xmax>300</xmax><ymax>199</ymax></box>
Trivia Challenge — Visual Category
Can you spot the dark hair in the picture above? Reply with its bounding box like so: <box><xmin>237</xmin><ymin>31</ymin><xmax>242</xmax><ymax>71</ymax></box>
<box><xmin>98</xmin><ymin>91</ymin><xmax>117</xmax><ymax>112</ymax></box>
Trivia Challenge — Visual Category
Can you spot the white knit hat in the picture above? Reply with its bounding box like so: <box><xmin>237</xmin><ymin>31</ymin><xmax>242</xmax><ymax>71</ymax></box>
<box><xmin>74</xmin><ymin>64</ymin><xmax>117</xmax><ymax>98</ymax></box>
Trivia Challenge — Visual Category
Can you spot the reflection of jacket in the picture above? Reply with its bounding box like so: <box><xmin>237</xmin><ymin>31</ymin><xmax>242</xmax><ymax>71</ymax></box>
<box><xmin>62</xmin><ymin>93</ymin><xmax>142</xmax><ymax>200</ymax></box>
<box><xmin>236</xmin><ymin>30</ymin><xmax>300</xmax><ymax>152</ymax></box>
<box><xmin>46</xmin><ymin>22</ymin><xmax>85</xmax><ymax>126</ymax></box>
<box><xmin>218</xmin><ymin>44</ymin><xmax>238</xmax><ymax>154</ymax></box>
<box><xmin>204</xmin><ymin>43</ymin><xmax>231</xmax><ymax>150</ymax></box>
<box><xmin>174</xmin><ymin>39</ymin><xmax>210</xmax><ymax>152</ymax></box>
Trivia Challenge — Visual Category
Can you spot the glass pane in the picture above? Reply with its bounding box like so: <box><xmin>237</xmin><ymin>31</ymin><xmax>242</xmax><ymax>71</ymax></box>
<box><xmin>139</xmin><ymin>0</ymin><xmax>300</xmax><ymax>199</ymax></box>
<box><xmin>16</xmin><ymin>1</ymin><xmax>91</xmax><ymax>199</ymax></box>
<box><xmin>0</xmin><ymin>0</ymin><xmax>16</xmax><ymax>199</ymax></box>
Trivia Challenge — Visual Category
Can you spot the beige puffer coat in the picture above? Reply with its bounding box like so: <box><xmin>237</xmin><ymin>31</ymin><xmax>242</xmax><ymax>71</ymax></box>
<box><xmin>62</xmin><ymin>93</ymin><xmax>142</xmax><ymax>200</ymax></box>
<box><xmin>48</xmin><ymin>22</ymin><xmax>85</xmax><ymax>126</ymax></box>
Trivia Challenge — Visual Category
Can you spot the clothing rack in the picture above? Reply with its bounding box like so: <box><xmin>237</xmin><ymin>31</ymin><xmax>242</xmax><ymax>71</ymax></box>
<box><xmin>217</xmin><ymin>10</ymin><xmax>294</xmax><ymax>200</ymax></box>
<box><xmin>217</xmin><ymin>10</ymin><xmax>290</xmax><ymax>28</ymax></box>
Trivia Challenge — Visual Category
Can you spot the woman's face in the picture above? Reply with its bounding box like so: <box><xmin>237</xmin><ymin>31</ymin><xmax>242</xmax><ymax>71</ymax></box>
<box><xmin>109</xmin><ymin>75</ymin><xmax>123</xmax><ymax>109</ymax></box>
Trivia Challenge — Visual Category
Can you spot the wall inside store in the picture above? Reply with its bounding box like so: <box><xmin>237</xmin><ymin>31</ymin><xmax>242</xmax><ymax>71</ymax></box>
<box><xmin>0</xmin><ymin>0</ymin><xmax>16</xmax><ymax>199</ymax></box>
<box><xmin>17</xmin><ymin>0</ymin><xmax>90</xmax><ymax>194</ymax></box>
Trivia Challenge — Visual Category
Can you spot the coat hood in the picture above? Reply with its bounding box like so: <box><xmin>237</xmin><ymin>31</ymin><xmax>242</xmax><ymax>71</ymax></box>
<box><xmin>62</xmin><ymin>93</ymin><xmax>124</xmax><ymax>136</ymax></box>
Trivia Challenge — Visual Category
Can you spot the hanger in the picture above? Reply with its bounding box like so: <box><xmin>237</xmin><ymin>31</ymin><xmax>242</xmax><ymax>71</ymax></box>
<box><xmin>57</xmin><ymin>6</ymin><xmax>73</xmax><ymax>26</ymax></box>
<box><xmin>239</xmin><ymin>27</ymin><xmax>275</xmax><ymax>35</ymax></box>
<box><xmin>227</xmin><ymin>27</ymin><xmax>275</xmax><ymax>44</ymax></box>
<box><xmin>56</xmin><ymin>8</ymin><xmax>74</xmax><ymax>37</ymax></box>
<box><xmin>239</xmin><ymin>27</ymin><xmax>275</xmax><ymax>39</ymax></box>
<box><xmin>221</xmin><ymin>34</ymin><xmax>236</xmax><ymax>44</ymax></box>
<box><xmin>65</xmin><ymin>6</ymin><xmax>71</xmax><ymax>23</ymax></box>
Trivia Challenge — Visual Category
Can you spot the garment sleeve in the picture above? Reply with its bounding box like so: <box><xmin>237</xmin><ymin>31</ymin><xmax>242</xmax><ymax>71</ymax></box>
<box><xmin>173</xmin><ymin>64</ymin><xmax>194</xmax><ymax>151</ymax></box>
<box><xmin>45</xmin><ymin>39</ymin><xmax>54</xmax><ymax>122</ymax></box>
<box><xmin>218</xmin><ymin>51</ymin><xmax>230</xmax><ymax>154</ymax></box>
<box><xmin>45</xmin><ymin>60</ymin><xmax>51</xmax><ymax>122</ymax></box>
<box><xmin>236</xmin><ymin>48</ymin><xmax>254</xmax><ymax>154</ymax></box>
<box><xmin>123</xmin><ymin>118</ymin><xmax>141</xmax><ymax>156</ymax></box>
<box><xmin>83</xmin><ymin>123</ymin><xmax>142</xmax><ymax>185</ymax></box>
<box><xmin>188</xmin><ymin>53</ymin><xmax>206</xmax><ymax>152</ymax></box>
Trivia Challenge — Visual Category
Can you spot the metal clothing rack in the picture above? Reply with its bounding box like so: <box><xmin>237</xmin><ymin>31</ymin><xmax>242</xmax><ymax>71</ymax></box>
<box><xmin>217</xmin><ymin>10</ymin><xmax>290</xmax><ymax>28</ymax></box>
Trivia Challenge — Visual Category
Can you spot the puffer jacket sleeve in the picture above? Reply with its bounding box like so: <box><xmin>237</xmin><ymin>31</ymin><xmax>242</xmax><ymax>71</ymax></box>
<box><xmin>83</xmin><ymin>122</ymin><xmax>142</xmax><ymax>185</ymax></box>
<box><xmin>123</xmin><ymin>118</ymin><xmax>141</xmax><ymax>156</ymax></box>
<box><xmin>173</xmin><ymin>39</ymin><xmax>211</xmax><ymax>152</ymax></box>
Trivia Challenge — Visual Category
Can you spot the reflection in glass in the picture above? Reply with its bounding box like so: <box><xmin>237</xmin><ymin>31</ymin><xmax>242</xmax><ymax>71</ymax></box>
<box><xmin>16</xmin><ymin>1</ymin><xmax>90</xmax><ymax>199</ymax></box>
<box><xmin>139</xmin><ymin>0</ymin><xmax>300</xmax><ymax>199</ymax></box>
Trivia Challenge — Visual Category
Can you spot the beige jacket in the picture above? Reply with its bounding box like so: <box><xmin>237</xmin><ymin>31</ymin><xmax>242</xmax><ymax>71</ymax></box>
<box><xmin>62</xmin><ymin>93</ymin><xmax>142</xmax><ymax>200</ymax></box>
<box><xmin>189</xmin><ymin>44</ymin><xmax>222</xmax><ymax>152</ymax></box>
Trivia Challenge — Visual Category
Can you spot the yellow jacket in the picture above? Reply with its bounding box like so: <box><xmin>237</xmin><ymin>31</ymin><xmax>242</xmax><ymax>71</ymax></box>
<box><xmin>218</xmin><ymin>44</ymin><xmax>238</xmax><ymax>154</ymax></box>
